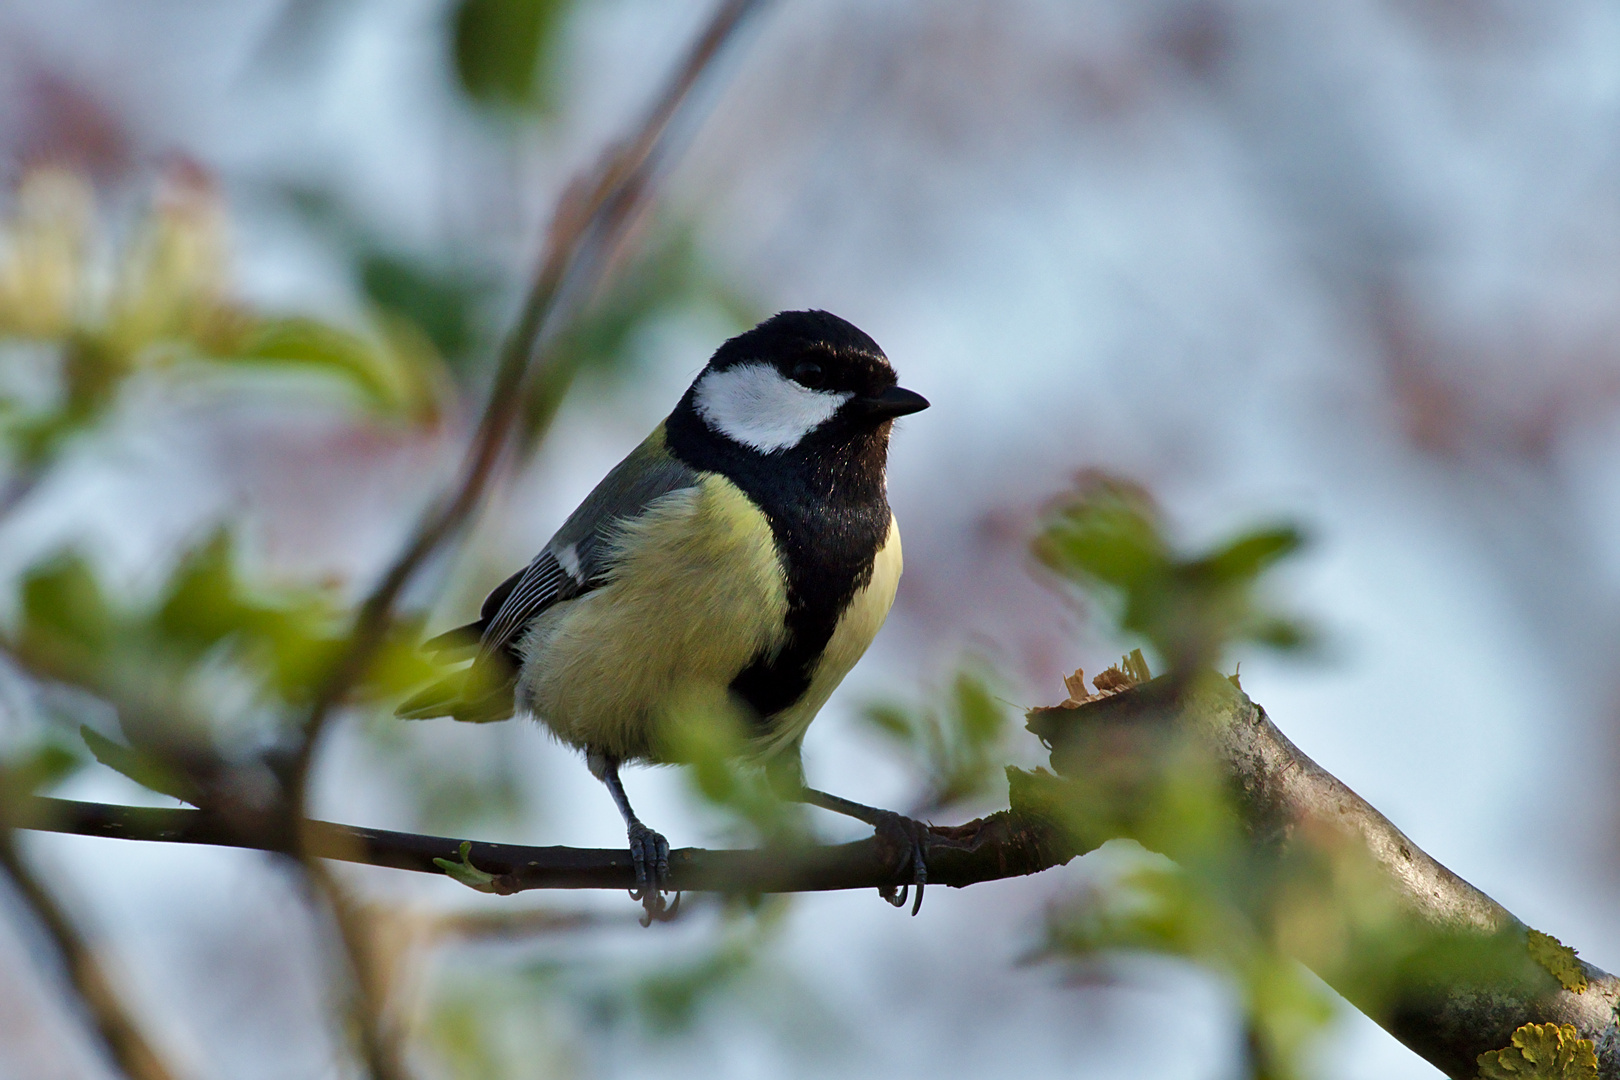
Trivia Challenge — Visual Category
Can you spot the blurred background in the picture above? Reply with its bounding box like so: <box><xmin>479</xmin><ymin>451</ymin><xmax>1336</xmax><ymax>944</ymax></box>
<box><xmin>0</xmin><ymin>0</ymin><xmax>1617</xmax><ymax>1077</ymax></box>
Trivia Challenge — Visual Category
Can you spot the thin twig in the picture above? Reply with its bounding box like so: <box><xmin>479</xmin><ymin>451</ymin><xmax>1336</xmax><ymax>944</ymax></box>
<box><xmin>287</xmin><ymin>0</ymin><xmax>769</xmax><ymax>803</ymax></box>
<box><xmin>301</xmin><ymin>857</ymin><xmax>411</xmax><ymax>1080</ymax></box>
<box><xmin>0</xmin><ymin>834</ymin><xmax>179</xmax><ymax>1080</ymax></box>
<box><xmin>277</xmin><ymin>6</ymin><xmax>770</xmax><ymax>1076</ymax></box>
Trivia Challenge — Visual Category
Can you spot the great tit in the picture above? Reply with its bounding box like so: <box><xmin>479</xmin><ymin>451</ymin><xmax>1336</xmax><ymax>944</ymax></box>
<box><xmin>398</xmin><ymin>310</ymin><xmax>930</xmax><ymax>920</ymax></box>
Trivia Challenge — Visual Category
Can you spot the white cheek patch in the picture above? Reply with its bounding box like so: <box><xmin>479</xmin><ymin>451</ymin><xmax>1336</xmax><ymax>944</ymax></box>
<box><xmin>693</xmin><ymin>363</ymin><xmax>853</xmax><ymax>452</ymax></box>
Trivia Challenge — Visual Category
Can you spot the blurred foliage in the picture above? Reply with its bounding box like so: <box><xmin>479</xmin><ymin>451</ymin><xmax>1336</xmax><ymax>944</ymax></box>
<box><xmin>576</xmin><ymin>898</ymin><xmax>811</xmax><ymax>1038</ymax></box>
<box><xmin>19</xmin><ymin>531</ymin><xmax>432</xmax><ymax>709</ymax></box>
<box><xmin>427</xmin><ymin>966</ymin><xmax>581</xmax><ymax>1080</ymax></box>
<box><xmin>663</xmin><ymin>701</ymin><xmax>808</xmax><ymax>848</ymax></box>
<box><xmin>861</xmin><ymin>663</ymin><xmax>1010</xmax><ymax>813</ymax></box>
<box><xmin>0</xmin><ymin>164</ymin><xmax>497</xmax><ymax>821</ymax></box>
<box><xmin>421</xmin><ymin>899</ymin><xmax>809</xmax><ymax>1079</ymax></box>
<box><xmin>363</xmin><ymin>711</ymin><xmax>527</xmax><ymax>835</ymax></box>
<box><xmin>361</xmin><ymin>252</ymin><xmax>486</xmax><ymax>363</ymax></box>
<box><xmin>279</xmin><ymin>181</ymin><xmax>495</xmax><ymax>373</ymax></box>
<box><xmin>451</xmin><ymin>0</ymin><xmax>572</xmax><ymax>111</ymax></box>
<box><xmin>0</xmin><ymin>733</ymin><xmax>83</xmax><ymax>821</ymax></box>
<box><xmin>520</xmin><ymin>223</ymin><xmax>758</xmax><ymax>451</ymax></box>
<box><xmin>0</xmin><ymin>19</ymin><xmax>789</xmax><ymax>1080</ymax></box>
<box><xmin>1035</xmin><ymin>475</ymin><xmax>1310</xmax><ymax>675</ymax></box>
<box><xmin>283</xmin><ymin>180</ymin><xmax>754</xmax><ymax>450</ymax></box>
<box><xmin>5</xmin><ymin>530</ymin><xmax>435</xmax><ymax>800</ymax></box>
<box><xmin>0</xmin><ymin>167</ymin><xmax>450</xmax><ymax>473</ymax></box>
<box><xmin>619</xmin><ymin>908</ymin><xmax>777</xmax><ymax>1035</ymax></box>
<box><xmin>1029</xmin><ymin>480</ymin><xmax>1560</xmax><ymax>1079</ymax></box>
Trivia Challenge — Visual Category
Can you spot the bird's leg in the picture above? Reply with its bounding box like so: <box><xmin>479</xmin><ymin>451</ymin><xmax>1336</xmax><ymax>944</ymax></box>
<box><xmin>795</xmin><ymin>786</ymin><xmax>930</xmax><ymax>916</ymax></box>
<box><xmin>595</xmin><ymin>755</ymin><xmax>678</xmax><ymax>925</ymax></box>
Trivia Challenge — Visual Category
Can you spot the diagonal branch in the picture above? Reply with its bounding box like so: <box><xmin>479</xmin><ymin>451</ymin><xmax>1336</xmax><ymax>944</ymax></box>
<box><xmin>0</xmin><ymin>834</ymin><xmax>178</xmax><ymax>1080</ymax></box>
<box><xmin>1027</xmin><ymin>676</ymin><xmax>1620</xmax><ymax>1080</ymax></box>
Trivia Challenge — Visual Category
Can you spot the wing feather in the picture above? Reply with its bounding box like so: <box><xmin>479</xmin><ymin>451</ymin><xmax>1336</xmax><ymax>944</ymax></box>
<box><xmin>400</xmin><ymin>426</ymin><xmax>702</xmax><ymax>724</ymax></box>
<box><xmin>474</xmin><ymin>425</ymin><xmax>701</xmax><ymax>665</ymax></box>
<box><xmin>478</xmin><ymin>553</ymin><xmax>569</xmax><ymax>662</ymax></box>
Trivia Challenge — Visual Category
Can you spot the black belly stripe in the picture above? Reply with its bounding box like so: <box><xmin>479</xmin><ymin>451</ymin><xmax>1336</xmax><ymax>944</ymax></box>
<box><xmin>729</xmin><ymin>503</ymin><xmax>886</xmax><ymax>719</ymax></box>
<box><xmin>664</xmin><ymin>400</ymin><xmax>892</xmax><ymax>726</ymax></box>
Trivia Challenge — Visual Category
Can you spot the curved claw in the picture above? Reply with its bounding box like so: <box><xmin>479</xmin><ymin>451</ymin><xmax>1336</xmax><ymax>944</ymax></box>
<box><xmin>627</xmin><ymin>821</ymin><xmax>679</xmax><ymax>924</ymax></box>
<box><xmin>872</xmin><ymin>812</ymin><xmax>930</xmax><ymax>916</ymax></box>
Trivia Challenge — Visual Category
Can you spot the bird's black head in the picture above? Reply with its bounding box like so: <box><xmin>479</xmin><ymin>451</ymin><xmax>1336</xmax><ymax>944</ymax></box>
<box><xmin>678</xmin><ymin>310</ymin><xmax>928</xmax><ymax>457</ymax></box>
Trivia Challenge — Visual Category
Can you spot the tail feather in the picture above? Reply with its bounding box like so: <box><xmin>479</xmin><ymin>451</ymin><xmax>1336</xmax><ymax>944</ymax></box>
<box><xmin>422</xmin><ymin>621</ymin><xmax>483</xmax><ymax>659</ymax></box>
<box><xmin>394</xmin><ymin>664</ymin><xmax>515</xmax><ymax>724</ymax></box>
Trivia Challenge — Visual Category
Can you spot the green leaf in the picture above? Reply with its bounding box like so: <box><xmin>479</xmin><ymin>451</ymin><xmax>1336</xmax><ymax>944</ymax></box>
<box><xmin>156</xmin><ymin>529</ymin><xmax>250</xmax><ymax>650</ymax></box>
<box><xmin>1037</xmin><ymin>488</ymin><xmax>1168</xmax><ymax>589</ymax></box>
<box><xmin>0</xmin><ymin>740</ymin><xmax>85</xmax><ymax>806</ymax></box>
<box><xmin>634</xmin><ymin>939</ymin><xmax>755</xmax><ymax>1034</ymax></box>
<box><xmin>355</xmin><ymin>619</ymin><xmax>443</xmax><ymax>703</ymax></box>
<box><xmin>236</xmin><ymin>317</ymin><xmax>388</xmax><ymax>398</ymax></box>
<box><xmin>1035</xmin><ymin>476</ymin><xmax>1309</xmax><ymax>673</ymax></box>
<box><xmin>861</xmin><ymin>665</ymin><xmax>1009</xmax><ymax>810</ymax></box>
<box><xmin>451</xmin><ymin>0</ymin><xmax>571</xmax><ymax>109</ymax></box>
<box><xmin>155</xmin><ymin>529</ymin><xmax>346</xmax><ymax>702</ymax></box>
<box><xmin>232</xmin><ymin>315</ymin><xmax>439</xmax><ymax>418</ymax></box>
<box><xmin>1197</xmin><ymin>526</ymin><xmax>1305</xmax><ymax>586</ymax></box>
<box><xmin>360</xmin><ymin>253</ymin><xmax>483</xmax><ymax>362</ymax></box>
<box><xmin>19</xmin><ymin>553</ymin><xmax>118</xmax><ymax>677</ymax></box>
<box><xmin>861</xmin><ymin>704</ymin><xmax>915</xmax><ymax>745</ymax></box>
<box><xmin>79</xmin><ymin>726</ymin><xmax>195</xmax><ymax>803</ymax></box>
<box><xmin>953</xmin><ymin>670</ymin><xmax>1004</xmax><ymax>745</ymax></box>
<box><xmin>1247</xmin><ymin>616</ymin><xmax>1310</xmax><ymax>651</ymax></box>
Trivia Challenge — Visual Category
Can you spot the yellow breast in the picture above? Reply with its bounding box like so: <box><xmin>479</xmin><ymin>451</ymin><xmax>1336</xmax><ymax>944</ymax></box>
<box><xmin>516</xmin><ymin>473</ymin><xmax>791</xmax><ymax>761</ymax></box>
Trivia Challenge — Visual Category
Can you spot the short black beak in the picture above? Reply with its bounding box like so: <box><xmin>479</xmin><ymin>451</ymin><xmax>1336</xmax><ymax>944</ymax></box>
<box><xmin>859</xmin><ymin>385</ymin><xmax>930</xmax><ymax>420</ymax></box>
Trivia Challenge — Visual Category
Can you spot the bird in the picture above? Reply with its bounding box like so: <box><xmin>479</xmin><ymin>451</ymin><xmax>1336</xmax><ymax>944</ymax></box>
<box><xmin>397</xmin><ymin>310</ymin><xmax>931</xmax><ymax>921</ymax></box>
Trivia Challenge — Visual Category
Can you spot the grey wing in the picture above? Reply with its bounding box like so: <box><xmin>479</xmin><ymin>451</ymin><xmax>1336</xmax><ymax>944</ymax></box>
<box><xmin>476</xmin><ymin>428</ymin><xmax>700</xmax><ymax>664</ymax></box>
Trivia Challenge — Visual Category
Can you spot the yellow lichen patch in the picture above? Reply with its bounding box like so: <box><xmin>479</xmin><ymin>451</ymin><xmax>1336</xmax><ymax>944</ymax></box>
<box><xmin>1528</xmin><ymin>930</ymin><xmax>1588</xmax><ymax>994</ymax></box>
<box><xmin>1477</xmin><ymin>1022</ymin><xmax>1597</xmax><ymax>1080</ymax></box>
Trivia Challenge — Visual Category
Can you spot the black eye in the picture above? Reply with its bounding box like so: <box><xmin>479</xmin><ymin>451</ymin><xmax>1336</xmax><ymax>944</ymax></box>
<box><xmin>791</xmin><ymin>361</ymin><xmax>824</xmax><ymax>388</ymax></box>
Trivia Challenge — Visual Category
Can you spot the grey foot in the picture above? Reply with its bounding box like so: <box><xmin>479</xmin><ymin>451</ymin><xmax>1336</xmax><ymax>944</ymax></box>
<box><xmin>871</xmin><ymin>811</ymin><xmax>929</xmax><ymax>916</ymax></box>
<box><xmin>627</xmin><ymin>821</ymin><xmax>678</xmax><ymax>925</ymax></box>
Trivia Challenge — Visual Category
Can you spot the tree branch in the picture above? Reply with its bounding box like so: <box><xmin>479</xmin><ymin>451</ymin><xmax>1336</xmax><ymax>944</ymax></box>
<box><xmin>13</xmin><ymin>795</ymin><xmax>1076</xmax><ymax>897</ymax></box>
<box><xmin>22</xmin><ymin>677</ymin><xmax>1609</xmax><ymax>1078</ymax></box>
<box><xmin>1027</xmin><ymin>675</ymin><xmax>1620</xmax><ymax>1080</ymax></box>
